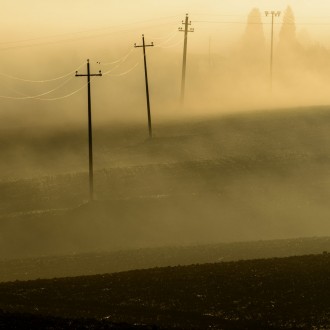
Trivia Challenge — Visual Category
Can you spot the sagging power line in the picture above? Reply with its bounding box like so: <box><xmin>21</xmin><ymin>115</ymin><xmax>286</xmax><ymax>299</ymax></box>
<box><xmin>0</xmin><ymin>18</ymin><xmax>180</xmax><ymax>53</ymax></box>
<box><xmin>102</xmin><ymin>62</ymin><xmax>140</xmax><ymax>77</ymax></box>
<box><xmin>0</xmin><ymin>62</ymin><xmax>85</xmax><ymax>83</ymax></box>
<box><xmin>2</xmin><ymin>12</ymin><xmax>330</xmax><ymax>53</ymax></box>
<box><xmin>0</xmin><ymin>76</ymin><xmax>76</xmax><ymax>100</ymax></box>
<box><xmin>101</xmin><ymin>50</ymin><xmax>135</xmax><ymax>75</ymax></box>
<box><xmin>99</xmin><ymin>48</ymin><xmax>134</xmax><ymax>66</ymax></box>
<box><xmin>75</xmin><ymin>59</ymin><xmax>102</xmax><ymax>202</ymax></box>
<box><xmin>134</xmin><ymin>34</ymin><xmax>154</xmax><ymax>139</ymax></box>
<box><xmin>0</xmin><ymin>56</ymin><xmax>139</xmax><ymax>100</ymax></box>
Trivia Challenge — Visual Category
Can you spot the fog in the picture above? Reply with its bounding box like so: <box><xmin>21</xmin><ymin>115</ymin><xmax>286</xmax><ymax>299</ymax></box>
<box><xmin>2</xmin><ymin>3</ymin><xmax>330</xmax><ymax>261</ymax></box>
<box><xmin>2</xmin><ymin>107</ymin><xmax>330</xmax><ymax>259</ymax></box>
<box><xmin>2</xmin><ymin>5</ymin><xmax>330</xmax><ymax>128</ymax></box>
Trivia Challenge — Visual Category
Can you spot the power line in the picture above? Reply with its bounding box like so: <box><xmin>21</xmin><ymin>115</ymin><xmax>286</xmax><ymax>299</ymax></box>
<box><xmin>97</xmin><ymin>48</ymin><xmax>134</xmax><ymax>66</ymax></box>
<box><xmin>103</xmin><ymin>62</ymin><xmax>140</xmax><ymax>77</ymax></box>
<box><xmin>0</xmin><ymin>76</ymin><xmax>75</xmax><ymax>100</ymax></box>
<box><xmin>0</xmin><ymin>30</ymin><xmax>131</xmax><ymax>52</ymax></box>
<box><xmin>0</xmin><ymin>61</ymin><xmax>140</xmax><ymax>101</ymax></box>
<box><xmin>2</xmin><ymin>12</ymin><xmax>330</xmax><ymax>51</ymax></box>
<box><xmin>1</xmin><ymin>13</ymin><xmax>329</xmax><ymax>52</ymax></box>
<box><xmin>34</xmin><ymin>81</ymin><xmax>90</xmax><ymax>101</ymax></box>
<box><xmin>35</xmin><ymin>77</ymin><xmax>102</xmax><ymax>101</ymax></box>
<box><xmin>0</xmin><ymin>16</ymin><xmax>181</xmax><ymax>47</ymax></box>
<box><xmin>0</xmin><ymin>19</ymin><xmax>180</xmax><ymax>52</ymax></box>
<box><xmin>194</xmin><ymin>20</ymin><xmax>330</xmax><ymax>26</ymax></box>
<box><xmin>149</xmin><ymin>29</ymin><xmax>179</xmax><ymax>40</ymax></box>
<box><xmin>0</xmin><ymin>20</ymin><xmax>324</xmax><ymax>51</ymax></box>
<box><xmin>195</xmin><ymin>20</ymin><xmax>263</xmax><ymax>24</ymax></box>
<box><xmin>99</xmin><ymin>48</ymin><xmax>135</xmax><ymax>70</ymax></box>
<box><xmin>0</xmin><ymin>47</ymin><xmax>134</xmax><ymax>85</ymax></box>
<box><xmin>153</xmin><ymin>32</ymin><xmax>181</xmax><ymax>48</ymax></box>
<box><xmin>0</xmin><ymin>62</ymin><xmax>85</xmax><ymax>83</ymax></box>
<box><xmin>0</xmin><ymin>80</ymin><xmax>89</xmax><ymax>101</ymax></box>
<box><xmin>99</xmin><ymin>31</ymin><xmax>182</xmax><ymax>66</ymax></box>
<box><xmin>102</xmin><ymin>56</ymin><xmax>133</xmax><ymax>75</ymax></box>
<box><xmin>152</xmin><ymin>30</ymin><xmax>178</xmax><ymax>45</ymax></box>
<box><xmin>156</xmin><ymin>38</ymin><xmax>183</xmax><ymax>49</ymax></box>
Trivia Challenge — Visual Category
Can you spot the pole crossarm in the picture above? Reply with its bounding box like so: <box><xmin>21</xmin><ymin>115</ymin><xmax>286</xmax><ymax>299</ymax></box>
<box><xmin>75</xmin><ymin>73</ymin><xmax>102</xmax><ymax>77</ymax></box>
<box><xmin>75</xmin><ymin>60</ymin><xmax>102</xmax><ymax>77</ymax></box>
<box><xmin>75</xmin><ymin>59</ymin><xmax>102</xmax><ymax>202</ymax></box>
<box><xmin>134</xmin><ymin>35</ymin><xmax>154</xmax><ymax>49</ymax></box>
<box><xmin>134</xmin><ymin>44</ymin><xmax>154</xmax><ymax>48</ymax></box>
<box><xmin>265</xmin><ymin>10</ymin><xmax>281</xmax><ymax>17</ymax></box>
<box><xmin>178</xmin><ymin>27</ymin><xmax>194</xmax><ymax>32</ymax></box>
<box><xmin>178</xmin><ymin>13</ymin><xmax>194</xmax><ymax>33</ymax></box>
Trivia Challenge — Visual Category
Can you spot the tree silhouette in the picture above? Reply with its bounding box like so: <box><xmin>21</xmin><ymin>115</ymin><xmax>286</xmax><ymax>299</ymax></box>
<box><xmin>240</xmin><ymin>8</ymin><xmax>266</xmax><ymax>63</ymax></box>
<box><xmin>277</xmin><ymin>5</ymin><xmax>302</xmax><ymax>77</ymax></box>
<box><xmin>243</xmin><ymin>8</ymin><xmax>265</xmax><ymax>50</ymax></box>
<box><xmin>279</xmin><ymin>6</ymin><xmax>298</xmax><ymax>48</ymax></box>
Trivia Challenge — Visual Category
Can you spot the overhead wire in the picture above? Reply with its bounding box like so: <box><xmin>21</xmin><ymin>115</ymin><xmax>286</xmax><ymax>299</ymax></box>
<box><xmin>157</xmin><ymin>38</ymin><xmax>184</xmax><ymax>49</ymax></box>
<box><xmin>101</xmin><ymin>48</ymin><xmax>136</xmax><ymax>75</ymax></box>
<box><xmin>99</xmin><ymin>48</ymin><xmax>135</xmax><ymax>66</ymax></box>
<box><xmin>0</xmin><ymin>15</ymin><xmax>181</xmax><ymax>47</ymax></box>
<box><xmin>98</xmin><ymin>30</ymin><xmax>179</xmax><ymax>66</ymax></box>
<box><xmin>153</xmin><ymin>30</ymin><xmax>180</xmax><ymax>48</ymax></box>
<box><xmin>101</xmin><ymin>60</ymin><xmax>129</xmax><ymax>75</ymax></box>
<box><xmin>0</xmin><ymin>61</ymin><xmax>85</xmax><ymax>83</ymax></box>
<box><xmin>1</xmin><ymin>13</ymin><xmax>330</xmax><ymax>52</ymax></box>
<box><xmin>149</xmin><ymin>29</ymin><xmax>178</xmax><ymax>41</ymax></box>
<box><xmin>0</xmin><ymin>18</ymin><xmax>180</xmax><ymax>52</ymax></box>
<box><xmin>21</xmin><ymin>61</ymin><xmax>140</xmax><ymax>100</ymax></box>
<box><xmin>35</xmin><ymin>80</ymin><xmax>91</xmax><ymax>101</ymax></box>
<box><xmin>0</xmin><ymin>75</ymin><xmax>75</xmax><ymax>100</ymax></box>
<box><xmin>0</xmin><ymin>58</ymin><xmax>140</xmax><ymax>101</ymax></box>
<box><xmin>103</xmin><ymin>62</ymin><xmax>140</xmax><ymax>77</ymax></box>
<box><xmin>194</xmin><ymin>20</ymin><xmax>330</xmax><ymax>26</ymax></box>
<box><xmin>0</xmin><ymin>46</ymin><xmax>140</xmax><ymax>100</ymax></box>
<box><xmin>1</xmin><ymin>76</ymin><xmax>98</xmax><ymax>101</ymax></box>
<box><xmin>2</xmin><ymin>12</ymin><xmax>329</xmax><ymax>102</ymax></box>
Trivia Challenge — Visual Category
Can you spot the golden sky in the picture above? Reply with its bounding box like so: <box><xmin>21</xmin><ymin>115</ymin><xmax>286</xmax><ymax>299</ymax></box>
<box><xmin>3</xmin><ymin>0</ymin><xmax>330</xmax><ymax>47</ymax></box>
<box><xmin>2</xmin><ymin>1</ymin><xmax>330</xmax><ymax>124</ymax></box>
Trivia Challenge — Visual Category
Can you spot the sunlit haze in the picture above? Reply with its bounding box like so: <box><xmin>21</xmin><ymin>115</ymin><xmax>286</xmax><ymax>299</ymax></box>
<box><xmin>2</xmin><ymin>3</ymin><xmax>330</xmax><ymax>328</ymax></box>
<box><xmin>1</xmin><ymin>0</ymin><xmax>330</xmax><ymax>127</ymax></box>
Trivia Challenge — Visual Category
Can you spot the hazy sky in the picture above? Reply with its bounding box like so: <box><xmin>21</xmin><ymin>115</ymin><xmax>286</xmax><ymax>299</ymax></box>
<box><xmin>2</xmin><ymin>0</ymin><xmax>330</xmax><ymax>121</ymax></box>
<box><xmin>3</xmin><ymin>0</ymin><xmax>330</xmax><ymax>46</ymax></box>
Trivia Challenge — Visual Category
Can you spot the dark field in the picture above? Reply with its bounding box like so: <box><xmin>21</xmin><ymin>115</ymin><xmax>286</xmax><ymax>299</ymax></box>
<box><xmin>1</xmin><ymin>254</ymin><xmax>330</xmax><ymax>329</ymax></box>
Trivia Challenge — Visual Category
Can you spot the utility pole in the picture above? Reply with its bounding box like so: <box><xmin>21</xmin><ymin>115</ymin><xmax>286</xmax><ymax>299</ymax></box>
<box><xmin>179</xmin><ymin>13</ymin><xmax>194</xmax><ymax>106</ymax></box>
<box><xmin>135</xmin><ymin>34</ymin><xmax>154</xmax><ymax>138</ymax></box>
<box><xmin>209</xmin><ymin>35</ymin><xmax>212</xmax><ymax>69</ymax></box>
<box><xmin>265</xmin><ymin>11</ymin><xmax>281</xmax><ymax>93</ymax></box>
<box><xmin>75</xmin><ymin>59</ymin><xmax>102</xmax><ymax>202</ymax></box>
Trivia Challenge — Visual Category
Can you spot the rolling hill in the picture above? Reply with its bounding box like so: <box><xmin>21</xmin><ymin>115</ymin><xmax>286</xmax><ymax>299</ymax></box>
<box><xmin>1</xmin><ymin>106</ymin><xmax>330</xmax><ymax>259</ymax></box>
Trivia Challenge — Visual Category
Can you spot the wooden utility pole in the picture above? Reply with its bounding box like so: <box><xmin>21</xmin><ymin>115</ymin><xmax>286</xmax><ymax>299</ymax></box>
<box><xmin>179</xmin><ymin>13</ymin><xmax>194</xmax><ymax>106</ymax></box>
<box><xmin>265</xmin><ymin>11</ymin><xmax>281</xmax><ymax>93</ymax></box>
<box><xmin>135</xmin><ymin>34</ymin><xmax>154</xmax><ymax>138</ymax></box>
<box><xmin>75</xmin><ymin>59</ymin><xmax>102</xmax><ymax>202</ymax></box>
<box><xmin>209</xmin><ymin>35</ymin><xmax>212</xmax><ymax>69</ymax></box>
